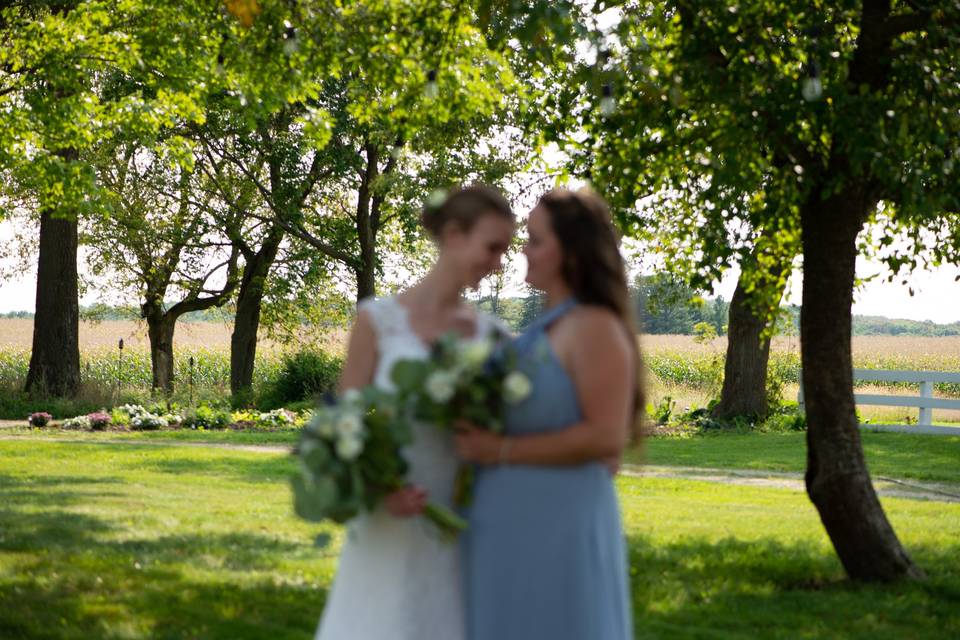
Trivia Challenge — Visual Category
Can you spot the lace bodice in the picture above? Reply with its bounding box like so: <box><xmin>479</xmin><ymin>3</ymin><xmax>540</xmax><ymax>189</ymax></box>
<box><xmin>357</xmin><ymin>295</ymin><xmax>499</xmax><ymax>503</ymax></box>
<box><xmin>315</xmin><ymin>295</ymin><xmax>501</xmax><ymax>640</ymax></box>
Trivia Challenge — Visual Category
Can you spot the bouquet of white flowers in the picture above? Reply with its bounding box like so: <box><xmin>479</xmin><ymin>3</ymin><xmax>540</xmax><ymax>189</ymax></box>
<box><xmin>390</xmin><ymin>332</ymin><xmax>532</xmax><ymax>505</ymax></box>
<box><xmin>292</xmin><ymin>387</ymin><xmax>467</xmax><ymax>538</ymax></box>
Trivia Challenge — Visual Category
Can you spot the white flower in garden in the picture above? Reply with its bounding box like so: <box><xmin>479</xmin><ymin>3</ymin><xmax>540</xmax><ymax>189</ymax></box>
<box><xmin>62</xmin><ymin>415</ymin><xmax>91</xmax><ymax>430</ymax></box>
<box><xmin>458</xmin><ymin>340</ymin><xmax>493</xmax><ymax>369</ymax></box>
<box><xmin>335</xmin><ymin>411</ymin><xmax>364</xmax><ymax>438</ymax></box>
<box><xmin>425</xmin><ymin>370</ymin><xmax>456</xmax><ymax>403</ymax></box>
<box><xmin>121</xmin><ymin>404</ymin><xmax>147</xmax><ymax>419</ymax></box>
<box><xmin>503</xmin><ymin>371</ymin><xmax>532</xmax><ymax>404</ymax></box>
<box><xmin>336</xmin><ymin>434</ymin><xmax>363</xmax><ymax>461</ymax></box>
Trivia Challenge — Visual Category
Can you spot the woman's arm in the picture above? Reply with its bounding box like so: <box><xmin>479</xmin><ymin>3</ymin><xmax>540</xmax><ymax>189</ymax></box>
<box><xmin>337</xmin><ymin>310</ymin><xmax>377</xmax><ymax>393</ymax></box>
<box><xmin>338</xmin><ymin>309</ymin><xmax>426</xmax><ymax>515</ymax></box>
<box><xmin>456</xmin><ymin>309</ymin><xmax>634</xmax><ymax>466</ymax></box>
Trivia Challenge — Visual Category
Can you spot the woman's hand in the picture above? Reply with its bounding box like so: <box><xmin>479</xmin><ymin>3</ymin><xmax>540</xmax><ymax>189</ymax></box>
<box><xmin>454</xmin><ymin>420</ymin><xmax>504</xmax><ymax>466</ymax></box>
<box><xmin>384</xmin><ymin>484</ymin><xmax>428</xmax><ymax>517</ymax></box>
<box><xmin>603</xmin><ymin>454</ymin><xmax>622</xmax><ymax>475</ymax></box>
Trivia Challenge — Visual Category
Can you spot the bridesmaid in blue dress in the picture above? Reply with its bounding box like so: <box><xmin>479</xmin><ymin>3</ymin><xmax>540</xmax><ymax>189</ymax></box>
<box><xmin>456</xmin><ymin>188</ymin><xmax>644</xmax><ymax>640</ymax></box>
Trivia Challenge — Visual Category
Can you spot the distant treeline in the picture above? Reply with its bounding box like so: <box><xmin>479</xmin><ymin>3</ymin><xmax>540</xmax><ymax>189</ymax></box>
<box><xmin>3</xmin><ymin>289</ymin><xmax>958</xmax><ymax>337</ymax></box>
<box><xmin>484</xmin><ymin>275</ymin><xmax>960</xmax><ymax>337</ymax></box>
<box><xmin>0</xmin><ymin>304</ymin><xmax>233</xmax><ymax>323</ymax></box>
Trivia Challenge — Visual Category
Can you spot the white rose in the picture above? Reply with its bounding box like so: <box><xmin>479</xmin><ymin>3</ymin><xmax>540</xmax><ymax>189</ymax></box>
<box><xmin>309</xmin><ymin>412</ymin><xmax>337</xmax><ymax>439</ymax></box>
<box><xmin>298</xmin><ymin>439</ymin><xmax>317</xmax><ymax>458</ymax></box>
<box><xmin>503</xmin><ymin>371</ymin><xmax>532</xmax><ymax>404</ymax></box>
<box><xmin>335</xmin><ymin>411</ymin><xmax>364</xmax><ymax>438</ymax></box>
<box><xmin>459</xmin><ymin>340</ymin><xmax>493</xmax><ymax>369</ymax></box>
<box><xmin>425</xmin><ymin>370</ymin><xmax>456</xmax><ymax>403</ymax></box>
<box><xmin>336</xmin><ymin>435</ymin><xmax>363</xmax><ymax>461</ymax></box>
<box><xmin>340</xmin><ymin>389</ymin><xmax>363</xmax><ymax>406</ymax></box>
<box><xmin>317</xmin><ymin>420</ymin><xmax>336</xmax><ymax>439</ymax></box>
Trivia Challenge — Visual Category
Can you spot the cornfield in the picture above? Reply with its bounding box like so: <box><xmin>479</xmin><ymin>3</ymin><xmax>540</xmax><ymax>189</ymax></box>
<box><xmin>1</xmin><ymin>320</ymin><xmax>957</xmax><ymax>399</ymax></box>
<box><xmin>641</xmin><ymin>335</ymin><xmax>960</xmax><ymax>397</ymax></box>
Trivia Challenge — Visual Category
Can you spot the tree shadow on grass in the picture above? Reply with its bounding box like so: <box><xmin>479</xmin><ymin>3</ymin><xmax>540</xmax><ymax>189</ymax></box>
<box><xmin>107</xmin><ymin>530</ymin><xmax>315</xmax><ymax>572</ymax></box>
<box><xmin>4</xmin><ymin>526</ymin><xmax>958</xmax><ymax>639</ymax></box>
<box><xmin>627</xmin><ymin>534</ymin><xmax>960</xmax><ymax>639</ymax></box>
<box><xmin>0</xmin><ymin>473</ymin><xmax>124</xmax><ymax>552</ymax></box>
<box><xmin>0</xmin><ymin>508</ymin><xmax>114</xmax><ymax>552</ymax></box>
<box><xmin>0</xmin><ymin>473</ymin><xmax>126</xmax><ymax>508</ymax></box>
<box><xmin>0</xmin><ymin>570</ymin><xmax>327</xmax><ymax>640</ymax></box>
<box><xmin>2</xmin><ymin>507</ymin><xmax>315</xmax><ymax>572</ymax></box>
<box><xmin>1</xmin><ymin>518</ymin><xmax>328</xmax><ymax>639</ymax></box>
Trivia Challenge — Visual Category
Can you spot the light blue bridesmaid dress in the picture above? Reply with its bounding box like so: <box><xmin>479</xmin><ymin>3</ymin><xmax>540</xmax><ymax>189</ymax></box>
<box><xmin>463</xmin><ymin>298</ymin><xmax>633</xmax><ymax>640</ymax></box>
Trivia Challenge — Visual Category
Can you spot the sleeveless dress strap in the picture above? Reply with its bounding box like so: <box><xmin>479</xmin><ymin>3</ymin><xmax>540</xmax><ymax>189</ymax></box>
<box><xmin>358</xmin><ymin>296</ymin><xmax>407</xmax><ymax>342</ymax></box>
<box><xmin>528</xmin><ymin>297</ymin><xmax>578</xmax><ymax>333</ymax></box>
<box><xmin>512</xmin><ymin>298</ymin><xmax>577</xmax><ymax>356</ymax></box>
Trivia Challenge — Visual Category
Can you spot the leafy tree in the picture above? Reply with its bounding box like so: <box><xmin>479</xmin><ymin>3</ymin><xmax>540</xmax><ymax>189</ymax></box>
<box><xmin>266</xmin><ymin>17</ymin><xmax>525</xmax><ymax>303</ymax></box>
<box><xmin>1</xmin><ymin>0</ymin><xmax>344</xmax><ymax>397</ymax></box>
<box><xmin>191</xmin><ymin>1</ymin><xmax>529</xmax><ymax>400</ymax></box>
<box><xmin>86</xmin><ymin>141</ymin><xmax>240</xmax><ymax>393</ymax></box>
<box><xmin>578</xmin><ymin>0</ymin><xmax>960</xmax><ymax>580</ymax></box>
<box><xmin>632</xmin><ymin>274</ymin><xmax>704</xmax><ymax>334</ymax></box>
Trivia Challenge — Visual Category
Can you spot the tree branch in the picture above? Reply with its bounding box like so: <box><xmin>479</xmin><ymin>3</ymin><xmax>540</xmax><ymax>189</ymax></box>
<box><xmin>876</xmin><ymin>11</ymin><xmax>933</xmax><ymax>42</ymax></box>
<box><xmin>166</xmin><ymin>248</ymin><xmax>241</xmax><ymax>318</ymax></box>
<box><xmin>271</xmin><ymin>213</ymin><xmax>359</xmax><ymax>267</ymax></box>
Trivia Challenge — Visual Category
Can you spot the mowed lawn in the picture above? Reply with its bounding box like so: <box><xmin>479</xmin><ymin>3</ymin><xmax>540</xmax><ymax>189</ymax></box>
<box><xmin>9</xmin><ymin>427</ymin><xmax>960</xmax><ymax>483</ymax></box>
<box><xmin>1</xmin><ymin>439</ymin><xmax>959</xmax><ymax>639</ymax></box>
<box><xmin>638</xmin><ymin>431</ymin><xmax>960</xmax><ymax>484</ymax></box>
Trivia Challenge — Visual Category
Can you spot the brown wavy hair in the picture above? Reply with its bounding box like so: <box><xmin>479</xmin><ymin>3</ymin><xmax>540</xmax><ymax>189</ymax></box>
<box><xmin>537</xmin><ymin>188</ymin><xmax>647</xmax><ymax>438</ymax></box>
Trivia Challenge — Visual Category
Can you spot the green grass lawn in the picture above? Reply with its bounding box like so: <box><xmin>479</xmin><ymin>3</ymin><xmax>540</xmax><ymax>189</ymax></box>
<box><xmin>635</xmin><ymin>431</ymin><xmax>960</xmax><ymax>485</ymax></box>
<box><xmin>0</xmin><ymin>426</ymin><xmax>301</xmax><ymax>447</ymax></box>
<box><xmin>7</xmin><ymin>426</ymin><xmax>960</xmax><ymax>484</ymax></box>
<box><xmin>1</xmin><ymin>440</ymin><xmax>958</xmax><ymax>639</ymax></box>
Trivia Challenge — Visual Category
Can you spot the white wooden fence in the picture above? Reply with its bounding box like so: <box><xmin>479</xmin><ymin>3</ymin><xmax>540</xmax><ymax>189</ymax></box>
<box><xmin>798</xmin><ymin>369</ymin><xmax>960</xmax><ymax>435</ymax></box>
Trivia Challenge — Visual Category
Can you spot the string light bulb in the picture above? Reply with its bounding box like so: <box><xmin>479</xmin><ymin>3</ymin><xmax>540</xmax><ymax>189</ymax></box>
<box><xmin>600</xmin><ymin>82</ymin><xmax>616</xmax><ymax>116</ymax></box>
<box><xmin>802</xmin><ymin>59</ymin><xmax>823</xmax><ymax>101</ymax></box>
<box><xmin>283</xmin><ymin>21</ymin><xmax>298</xmax><ymax>55</ymax></box>
<box><xmin>424</xmin><ymin>69</ymin><xmax>439</xmax><ymax>99</ymax></box>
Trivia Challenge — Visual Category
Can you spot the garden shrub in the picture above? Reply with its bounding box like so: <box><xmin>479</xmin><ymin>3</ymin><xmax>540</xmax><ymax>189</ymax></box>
<box><xmin>759</xmin><ymin>403</ymin><xmax>807</xmax><ymax>433</ymax></box>
<box><xmin>27</xmin><ymin>412</ymin><xmax>52</xmax><ymax>428</ymax></box>
<box><xmin>182</xmin><ymin>405</ymin><xmax>232</xmax><ymax>430</ymax></box>
<box><xmin>257</xmin><ymin>349</ymin><xmax>342</xmax><ymax>410</ymax></box>
<box><xmin>87</xmin><ymin>411</ymin><xmax>111</xmax><ymax>430</ymax></box>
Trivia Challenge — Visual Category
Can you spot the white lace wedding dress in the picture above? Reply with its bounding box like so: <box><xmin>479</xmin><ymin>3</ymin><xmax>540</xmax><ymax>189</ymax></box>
<box><xmin>315</xmin><ymin>295</ymin><xmax>499</xmax><ymax>640</ymax></box>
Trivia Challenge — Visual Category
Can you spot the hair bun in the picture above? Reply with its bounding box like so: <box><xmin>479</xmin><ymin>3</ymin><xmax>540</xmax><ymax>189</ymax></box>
<box><xmin>420</xmin><ymin>185</ymin><xmax>513</xmax><ymax>238</ymax></box>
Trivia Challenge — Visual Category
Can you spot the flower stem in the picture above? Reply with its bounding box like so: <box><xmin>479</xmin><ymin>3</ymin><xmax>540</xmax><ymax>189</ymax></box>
<box><xmin>423</xmin><ymin>501</ymin><xmax>468</xmax><ymax>537</ymax></box>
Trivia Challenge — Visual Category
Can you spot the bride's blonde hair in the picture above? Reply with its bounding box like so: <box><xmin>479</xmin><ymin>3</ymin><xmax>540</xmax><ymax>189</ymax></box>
<box><xmin>421</xmin><ymin>185</ymin><xmax>514</xmax><ymax>238</ymax></box>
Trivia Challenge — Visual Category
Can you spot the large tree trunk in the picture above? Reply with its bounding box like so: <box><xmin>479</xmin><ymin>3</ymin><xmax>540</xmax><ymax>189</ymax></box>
<box><xmin>712</xmin><ymin>277</ymin><xmax>772</xmax><ymax>419</ymax></box>
<box><xmin>354</xmin><ymin>143</ymin><xmax>380</xmax><ymax>303</ymax></box>
<box><xmin>25</xmin><ymin>207</ymin><xmax>81</xmax><ymax>397</ymax></box>
<box><xmin>355</xmin><ymin>258</ymin><xmax>376</xmax><ymax>302</ymax></box>
<box><xmin>801</xmin><ymin>192</ymin><xmax>923</xmax><ymax>581</ymax></box>
<box><xmin>146</xmin><ymin>312</ymin><xmax>177</xmax><ymax>394</ymax></box>
<box><xmin>230</xmin><ymin>231</ymin><xmax>282</xmax><ymax>399</ymax></box>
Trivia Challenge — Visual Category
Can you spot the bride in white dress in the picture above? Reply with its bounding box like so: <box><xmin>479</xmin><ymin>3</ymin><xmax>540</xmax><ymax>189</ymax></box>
<box><xmin>315</xmin><ymin>186</ymin><xmax>516</xmax><ymax>640</ymax></box>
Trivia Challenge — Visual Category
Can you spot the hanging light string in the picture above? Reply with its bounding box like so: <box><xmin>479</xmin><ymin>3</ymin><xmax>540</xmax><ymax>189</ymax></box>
<box><xmin>802</xmin><ymin>25</ymin><xmax>824</xmax><ymax>102</ymax></box>
<box><xmin>420</xmin><ymin>0</ymin><xmax>470</xmax><ymax>100</ymax></box>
